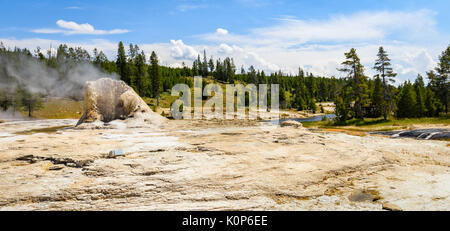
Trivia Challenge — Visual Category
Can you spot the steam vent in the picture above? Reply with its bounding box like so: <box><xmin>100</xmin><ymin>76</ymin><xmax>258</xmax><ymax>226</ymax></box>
<box><xmin>76</xmin><ymin>78</ymin><xmax>166</xmax><ymax>127</ymax></box>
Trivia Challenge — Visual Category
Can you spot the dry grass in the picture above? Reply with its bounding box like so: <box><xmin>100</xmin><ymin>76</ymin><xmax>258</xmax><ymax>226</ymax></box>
<box><xmin>321</xmin><ymin>128</ymin><xmax>367</xmax><ymax>137</ymax></box>
<box><xmin>304</xmin><ymin>116</ymin><xmax>450</xmax><ymax>132</ymax></box>
<box><xmin>28</xmin><ymin>98</ymin><xmax>84</xmax><ymax>119</ymax></box>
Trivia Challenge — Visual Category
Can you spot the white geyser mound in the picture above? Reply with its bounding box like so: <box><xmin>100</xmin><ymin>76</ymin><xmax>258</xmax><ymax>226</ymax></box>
<box><xmin>76</xmin><ymin>78</ymin><xmax>166</xmax><ymax>128</ymax></box>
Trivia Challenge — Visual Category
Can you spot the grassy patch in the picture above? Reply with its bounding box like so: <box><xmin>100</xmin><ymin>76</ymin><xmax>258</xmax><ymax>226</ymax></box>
<box><xmin>303</xmin><ymin>115</ymin><xmax>449</xmax><ymax>132</ymax></box>
<box><xmin>143</xmin><ymin>92</ymin><xmax>180</xmax><ymax>109</ymax></box>
<box><xmin>24</xmin><ymin>98</ymin><xmax>84</xmax><ymax>119</ymax></box>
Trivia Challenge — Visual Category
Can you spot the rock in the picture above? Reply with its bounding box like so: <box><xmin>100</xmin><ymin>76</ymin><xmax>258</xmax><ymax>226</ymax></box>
<box><xmin>76</xmin><ymin>78</ymin><xmax>166</xmax><ymax>127</ymax></box>
<box><xmin>107</xmin><ymin>149</ymin><xmax>125</xmax><ymax>158</ymax></box>
<box><xmin>372</xmin><ymin>129</ymin><xmax>450</xmax><ymax>140</ymax></box>
<box><xmin>382</xmin><ymin>202</ymin><xmax>402</xmax><ymax>211</ymax></box>
<box><xmin>48</xmin><ymin>165</ymin><xmax>64</xmax><ymax>171</ymax></box>
<box><xmin>348</xmin><ymin>190</ymin><xmax>377</xmax><ymax>202</ymax></box>
<box><xmin>280</xmin><ymin>120</ymin><xmax>303</xmax><ymax>128</ymax></box>
<box><xmin>197</xmin><ymin>146</ymin><xmax>210</xmax><ymax>152</ymax></box>
<box><xmin>66</xmin><ymin>163</ymin><xmax>78</xmax><ymax>168</ymax></box>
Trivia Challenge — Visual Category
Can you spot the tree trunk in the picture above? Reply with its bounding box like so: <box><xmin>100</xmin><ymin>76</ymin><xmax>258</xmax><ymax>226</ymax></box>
<box><xmin>157</xmin><ymin>95</ymin><xmax>160</xmax><ymax>107</ymax></box>
<box><xmin>353</xmin><ymin>65</ymin><xmax>362</xmax><ymax>119</ymax></box>
<box><xmin>382</xmin><ymin>67</ymin><xmax>387</xmax><ymax>120</ymax></box>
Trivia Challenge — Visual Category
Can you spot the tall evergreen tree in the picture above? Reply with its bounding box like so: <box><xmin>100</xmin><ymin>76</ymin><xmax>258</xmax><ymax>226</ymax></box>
<box><xmin>116</xmin><ymin>41</ymin><xmax>130</xmax><ymax>84</ymax></box>
<box><xmin>197</xmin><ymin>54</ymin><xmax>202</xmax><ymax>77</ymax></box>
<box><xmin>374</xmin><ymin>46</ymin><xmax>397</xmax><ymax>120</ymax></box>
<box><xmin>248</xmin><ymin>65</ymin><xmax>258</xmax><ymax>85</ymax></box>
<box><xmin>0</xmin><ymin>90</ymin><xmax>12</xmax><ymax>111</ymax></box>
<box><xmin>424</xmin><ymin>87</ymin><xmax>439</xmax><ymax>117</ymax></box>
<box><xmin>430</xmin><ymin>45</ymin><xmax>449</xmax><ymax>113</ymax></box>
<box><xmin>413</xmin><ymin>74</ymin><xmax>426</xmax><ymax>117</ymax></box>
<box><xmin>192</xmin><ymin>60</ymin><xmax>199</xmax><ymax>76</ymax></box>
<box><xmin>208</xmin><ymin>57</ymin><xmax>214</xmax><ymax>73</ymax></box>
<box><xmin>338</xmin><ymin>48</ymin><xmax>368</xmax><ymax>119</ymax></box>
<box><xmin>370</xmin><ymin>76</ymin><xmax>384</xmax><ymax>117</ymax></box>
<box><xmin>335</xmin><ymin>85</ymin><xmax>352</xmax><ymax>122</ymax></box>
<box><xmin>149</xmin><ymin>51</ymin><xmax>161</xmax><ymax>107</ymax></box>
<box><xmin>135</xmin><ymin>51</ymin><xmax>147</xmax><ymax>96</ymax></box>
<box><xmin>16</xmin><ymin>86</ymin><xmax>43</xmax><ymax>117</ymax></box>
<box><xmin>396</xmin><ymin>81</ymin><xmax>417</xmax><ymax>118</ymax></box>
<box><xmin>224</xmin><ymin>57</ymin><xmax>234</xmax><ymax>83</ymax></box>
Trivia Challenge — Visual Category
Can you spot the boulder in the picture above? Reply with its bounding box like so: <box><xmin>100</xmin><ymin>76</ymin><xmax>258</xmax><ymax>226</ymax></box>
<box><xmin>382</xmin><ymin>202</ymin><xmax>402</xmax><ymax>211</ymax></box>
<box><xmin>76</xmin><ymin>78</ymin><xmax>166</xmax><ymax>127</ymax></box>
<box><xmin>280</xmin><ymin>120</ymin><xmax>303</xmax><ymax>128</ymax></box>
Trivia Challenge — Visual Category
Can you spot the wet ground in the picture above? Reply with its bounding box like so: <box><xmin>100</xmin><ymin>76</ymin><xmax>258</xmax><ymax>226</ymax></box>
<box><xmin>372</xmin><ymin>129</ymin><xmax>450</xmax><ymax>140</ymax></box>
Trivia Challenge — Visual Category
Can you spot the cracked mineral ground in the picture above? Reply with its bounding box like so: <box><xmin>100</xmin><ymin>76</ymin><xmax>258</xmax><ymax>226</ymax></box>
<box><xmin>0</xmin><ymin>119</ymin><xmax>449</xmax><ymax>211</ymax></box>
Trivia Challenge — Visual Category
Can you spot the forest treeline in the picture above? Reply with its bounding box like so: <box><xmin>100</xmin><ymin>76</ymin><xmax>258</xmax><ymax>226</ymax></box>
<box><xmin>0</xmin><ymin>41</ymin><xmax>448</xmax><ymax>120</ymax></box>
<box><xmin>334</xmin><ymin>46</ymin><xmax>448</xmax><ymax>122</ymax></box>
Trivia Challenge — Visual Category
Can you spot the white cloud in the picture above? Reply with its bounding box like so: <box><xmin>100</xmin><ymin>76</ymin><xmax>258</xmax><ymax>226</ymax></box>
<box><xmin>6</xmin><ymin>9</ymin><xmax>448</xmax><ymax>83</ymax></box>
<box><xmin>218</xmin><ymin>43</ymin><xmax>233</xmax><ymax>54</ymax></box>
<box><xmin>32</xmin><ymin>20</ymin><xmax>129</xmax><ymax>35</ymax></box>
<box><xmin>193</xmin><ymin>9</ymin><xmax>446</xmax><ymax>82</ymax></box>
<box><xmin>200</xmin><ymin>10</ymin><xmax>438</xmax><ymax>48</ymax></box>
<box><xmin>216</xmin><ymin>28</ymin><xmax>228</xmax><ymax>35</ymax></box>
<box><xmin>169</xmin><ymin>40</ymin><xmax>199</xmax><ymax>60</ymax></box>
<box><xmin>1</xmin><ymin>37</ymin><xmax>443</xmax><ymax>84</ymax></box>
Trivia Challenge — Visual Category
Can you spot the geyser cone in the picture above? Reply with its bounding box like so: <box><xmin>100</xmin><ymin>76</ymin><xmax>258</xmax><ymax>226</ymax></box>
<box><xmin>76</xmin><ymin>78</ymin><xmax>166</xmax><ymax>127</ymax></box>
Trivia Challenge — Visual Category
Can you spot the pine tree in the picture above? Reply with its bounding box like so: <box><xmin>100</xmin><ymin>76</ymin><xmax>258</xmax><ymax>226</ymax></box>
<box><xmin>0</xmin><ymin>90</ymin><xmax>12</xmax><ymax>111</ymax></box>
<box><xmin>374</xmin><ymin>46</ymin><xmax>397</xmax><ymax>120</ymax></box>
<box><xmin>135</xmin><ymin>51</ymin><xmax>147</xmax><ymax>96</ymax></box>
<box><xmin>308</xmin><ymin>98</ymin><xmax>317</xmax><ymax>113</ymax></box>
<box><xmin>16</xmin><ymin>86</ymin><xmax>43</xmax><ymax>117</ymax></box>
<box><xmin>214</xmin><ymin>59</ymin><xmax>222</xmax><ymax>81</ymax></box>
<box><xmin>93</xmin><ymin>49</ymin><xmax>111</xmax><ymax>73</ymax></box>
<box><xmin>248</xmin><ymin>65</ymin><xmax>258</xmax><ymax>85</ymax></box>
<box><xmin>370</xmin><ymin>76</ymin><xmax>383</xmax><ymax>117</ymax></box>
<box><xmin>294</xmin><ymin>73</ymin><xmax>307</xmax><ymax>110</ymax></box>
<box><xmin>128</xmin><ymin>44</ymin><xmax>138</xmax><ymax>88</ymax></box>
<box><xmin>430</xmin><ymin>45</ymin><xmax>449</xmax><ymax>114</ymax></box>
<box><xmin>396</xmin><ymin>81</ymin><xmax>417</xmax><ymax>118</ymax></box>
<box><xmin>305</xmin><ymin>74</ymin><xmax>317</xmax><ymax>100</ymax></box>
<box><xmin>413</xmin><ymin>74</ymin><xmax>426</xmax><ymax>117</ymax></box>
<box><xmin>208</xmin><ymin>57</ymin><xmax>214</xmax><ymax>73</ymax></box>
<box><xmin>335</xmin><ymin>85</ymin><xmax>352</xmax><ymax>123</ymax></box>
<box><xmin>149</xmin><ymin>51</ymin><xmax>161</xmax><ymax>107</ymax></box>
<box><xmin>116</xmin><ymin>41</ymin><xmax>130</xmax><ymax>84</ymax></box>
<box><xmin>260</xmin><ymin>70</ymin><xmax>266</xmax><ymax>84</ymax></box>
<box><xmin>338</xmin><ymin>48</ymin><xmax>368</xmax><ymax>119</ymax></box>
<box><xmin>197</xmin><ymin>54</ymin><xmax>202</xmax><ymax>77</ymax></box>
<box><xmin>182</xmin><ymin>62</ymin><xmax>191</xmax><ymax>77</ymax></box>
<box><xmin>224</xmin><ymin>57</ymin><xmax>234</xmax><ymax>83</ymax></box>
<box><xmin>424</xmin><ymin>87</ymin><xmax>439</xmax><ymax>117</ymax></box>
<box><xmin>192</xmin><ymin>60</ymin><xmax>198</xmax><ymax>76</ymax></box>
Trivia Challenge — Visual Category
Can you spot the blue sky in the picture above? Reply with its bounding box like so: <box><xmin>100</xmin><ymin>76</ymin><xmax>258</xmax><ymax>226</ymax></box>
<box><xmin>0</xmin><ymin>0</ymin><xmax>449</xmax><ymax>81</ymax></box>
